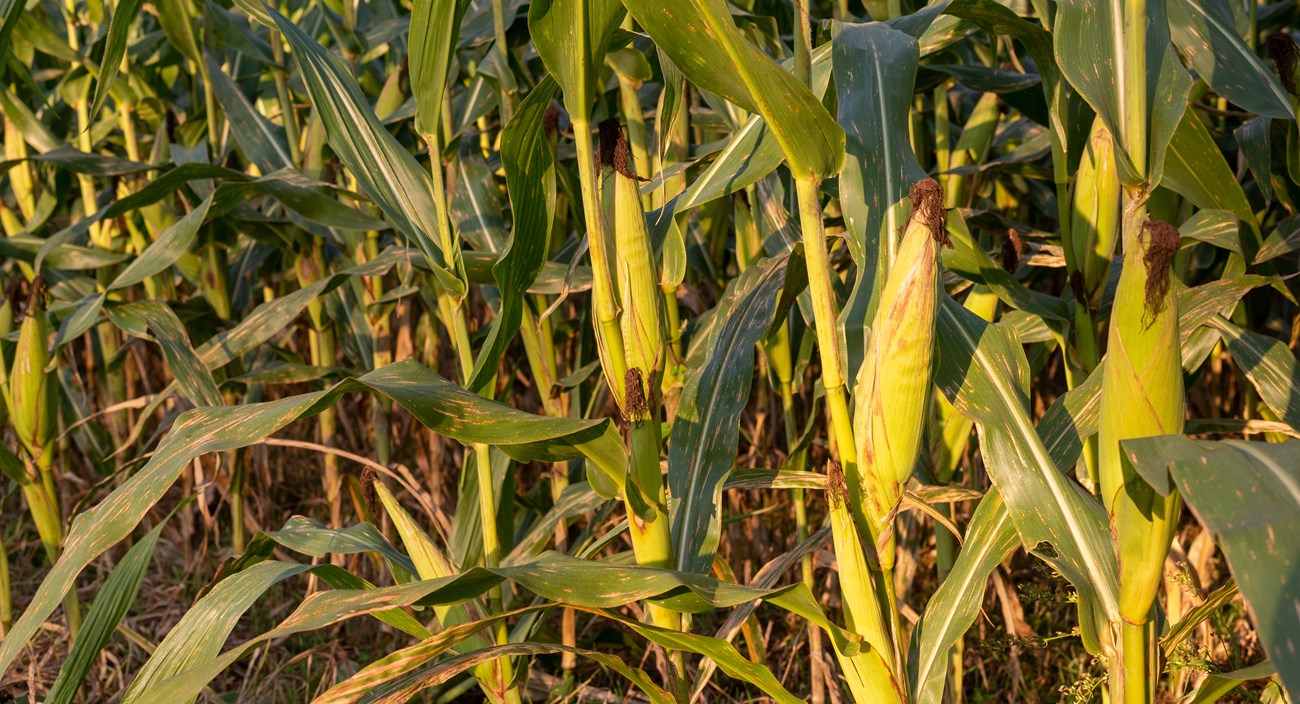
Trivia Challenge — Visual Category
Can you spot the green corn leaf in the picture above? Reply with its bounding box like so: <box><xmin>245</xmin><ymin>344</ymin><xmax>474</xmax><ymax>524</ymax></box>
<box><xmin>120</xmin><ymin>560</ymin><xmax>314</xmax><ymax>702</ymax></box>
<box><xmin>46</xmin><ymin>518</ymin><xmax>171</xmax><ymax>704</ymax></box>
<box><xmin>449</xmin><ymin>153</ymin><xmax>507</xmax><ymax>251</ymax></box>
<box><xmin>53</xmin><ymin>193</ymin><xmax>214</xmax><ymax>354</ymax></box>
<box><xmin>666</xmin><ymin>44</ymin><xmax>833</xmax><ymax>218</ymax></box>
<box><xmin>265</xmin><ymin>3</ymin><xmax>466</xmax><ymax>297</ymax></box>
<box><xmin>1120</xmin><ymin>436</ymin><xmax>1300</xmax><ymax>696</ymax></box>
<box><xmin>832</xmin><ymin>19</ymin><xmax>928</xmax><ymax>376</ymax></box>
<box><xmin>1209</xmin><ymin>316</ymin><xmax>1300</xmax><ymax>432</ymax></box>
<box><xmin>106</xmin><ymin>302</ymin><xmax>222</xmax><ymax>408</ymax></box>
<box><xmin>1254</xmin><ymin>216</ymin><xmax>1300</xmax><ymax>265</ymax></box>
<box><xmin>1236</xmin><ymin>116</ymin><xmax>1274</xmax><ymax>204</ymax></box>
<box><xmin>204</xmin><ymin>52</ymin><xmax>293</xmax><ymax>172</ymax></box>
<box><xmin>121</xmin><ymin>552</ymin><xmax>857</xmax><ymax>703</ymax></box>
<box><xmin>1167</xmin><ymin>0</ymin><xmax>1293</xmax><ymax>120</ymax></box>
<box><xmin>0</xmin><ymin>391</ymin><xmax>337</xmax><ymax>677</ymax></box>
<box><xmin>0</xmin><ymin>145</ymin><xmax>154</xmax><ymax>176</ymax></box>
<box><xmin>1164</xmin><ymin>110</ymin><xmax>1260</xmax><ymax>248</ymax></box>
<box><xmin>0</xmin><ymin>0</ymin><xmax>23</xmax><ymax>71</ymax></box>
<box><xmin>935</xmin><ymin>297</ymin><xmax>1121</xmax><ymax>636</ymax></box>
<box><xmin>409</xmin><ymin>0</ymin><xmax>470</xmax><ymax>140</ymax></box>
<box><xmin>623</xmin><ymin>0</ymin><xmax>844</xmax><ymax>181</ymax></box>
<box><xmin>326</xmin><ymin>634</ymin><xmax>674</xmax><ymax>704</ymax></box>
<box><xmin>360</xmin><ymin>359</ymin><xmax>626</xmax><ymax>488</ymax></box>
<box><xmin>466</xmin><ymin>77</ymin><xmax>558</xmax><ymax>393</ymax></box>
<box><xmin>670</xmin><ymin>250</ymin><xmax>805</xmax><ymax>573</ymax></box>
<box><xmin>88</xmin><ymin>0</ymin><xmax>145</xmax><ymax>122</ymax></box>
<box><xmin>1055</xmin><ymin>0</ymin><xmax>1193</xmax><ymax>187</ymax></box>
<box><xmin>265</xmin><ymin>516</ymin><xmax>418</xmax><ymax>576</ymax></box>
<box><xmin>528</xmin><ymin>0</ymin><xmax>624</xmax><ymax>120</ymax></box>
<box><xmin>1184</xmin><ymin>660</ymin><xmax>1277</xmax><ymax>704</ymax></box>
<box><xmin>908</xmin><ymin>488</ymin><xmax>1019</xmax><ymax>702</ymax></box>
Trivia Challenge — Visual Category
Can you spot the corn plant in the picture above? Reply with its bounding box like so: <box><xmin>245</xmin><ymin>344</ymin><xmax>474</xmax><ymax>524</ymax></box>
<box><xmin>2</xmin><ymin>0</ymin><xmax>1300</xmax><ymax>702</ymax></box>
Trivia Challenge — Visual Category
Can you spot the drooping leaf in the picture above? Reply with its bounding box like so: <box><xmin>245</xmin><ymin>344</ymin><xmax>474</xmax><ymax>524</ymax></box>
<box><xmin>46</xmin><ymin>519</ymin><xmax>170</xmax><ymax>704</ymax></box>
<box><xmin>204</xmin><ymin>52</ymin><xmax>293</xmax><ymax>172</ymax></box>
<box><xmin>106</xmin><ymin>301</ymin><xmax>223</xmax><ymax>407</ymax></box>
<box><xmin>1210</xmin><ymin>316</ymin><xmax>1300</xmax><ymax>432</ymax></box>
<box><xmin>935</xmin><ymin>297</ymin><xmax>1120</xmax><ymax>639</ymax></box>
<box><xmin>909</xmin><ymin>488</ymin><xmax>1019</xmax><ymax>702</ymax></box>
<box><xmin>1121</xmin><ymin>436</ymin><xmax>1300</xmax><ymax>696</ymax></box>
<box><xmin>1167</xmin><ymin>0</ymin><xmax>1293</xmax><ymax>120</ymax></box>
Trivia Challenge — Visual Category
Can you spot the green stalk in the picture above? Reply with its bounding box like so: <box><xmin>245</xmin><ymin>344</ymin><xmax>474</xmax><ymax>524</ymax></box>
<box><xmin>784</xmin><ymin>3</ymin><xmax>901</xmax><ymax>686</ymax></box>
<box><xmin>944</xmin><ymin>91</ymin><xmax>1001</xmax><ymax>209</ymax></box>
<box><xmin>652</xmin><ymin>80</ymin><xmax>689</xmax><ymax>399</ymax></box>
<box><xmin>63</xmin><ymin>0</ymin><xmax>103</xmax><ymax>248</ymax></box>
<box><xmin>425</xmin><ymin>126</ymin><xmax>520</xmax><ymax>704</ymax></box>
<box><xmin>1119</xmin><ymin>0</ymin><xmax>1149</xmax><ymax>180</ymax></box>
<box><xmin>270</xmin><ymin>28</ymin><xmax>302</xmax><ymax>165</ymax></box>
<box><xmin>298</xmin><ymin>247</ymin><xmax>342</xmax><ymax>534</ymax></box>
<box><xmin>795</xmin><ymin>176</ymin><xmax>899</xmax><ymax>683</ymax></box>
<box><xmin>0</xmin><ymin>528</ymin><xmax>10</xmax><ymax>636</ymax></box>
<box><xmin>934</xmin><ymin>83</ymin><xmax>951</xmax><ymax>190</ymax></box>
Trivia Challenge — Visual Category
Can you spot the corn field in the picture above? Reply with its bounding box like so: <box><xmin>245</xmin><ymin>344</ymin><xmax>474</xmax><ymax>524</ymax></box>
<box><xmin>1</xmin><ymin>0</ymin><xmax>1299</xmax><ymax>700</ymax></box>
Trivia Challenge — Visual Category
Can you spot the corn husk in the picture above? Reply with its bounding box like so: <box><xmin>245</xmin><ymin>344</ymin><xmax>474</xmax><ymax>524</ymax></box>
<box><xmin>10</xmin><ymin>278</ymin><xmax>56</xmax><ymax>462</ymax></box>
<box><xmin>1098</xmin><ymin>205</ymin><xmax>1184</xmax><ymax>625</ymax></box>
<box><xmin>599</xmin><ymin>119</ymin><xmax>663</xmax><ymax>420</ymax></box>
<box><xmin>1069</xmin><ymin>119</ymin><xmax>1122</xmax><ymax>304</ymax></box>
<box><xmin>854</xmin><ymin>179</ymin><xmax>947</xmax><ymax>569</ymax></box>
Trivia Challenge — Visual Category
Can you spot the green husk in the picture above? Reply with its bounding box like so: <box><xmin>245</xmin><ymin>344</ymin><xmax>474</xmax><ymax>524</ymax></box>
<box><xmin>854</xmin><ymin>178</ymin><xmax>948</xmax><ymax>570</ymax></box>
<box><xmin>1098</xmin><ymin>204</ymin><xmax>1185</xmax><ymax>626</ymax></box>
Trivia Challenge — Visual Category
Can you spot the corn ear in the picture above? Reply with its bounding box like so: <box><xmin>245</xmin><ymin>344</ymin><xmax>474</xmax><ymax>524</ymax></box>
<box><xmin>10</xmin><ymin>277</ymin><xmax>56</xmax><ymax>465</ymax></box>
<box><xmin>1068</xmin><ymin>118</ymin><xmax>1122</xmax><ymax>304</ymax></box>
<box><xmin>854</xmin><ymin>179</ymin><xmax>947</xmax><ymax>570</ymax></box>
<box><xmin>0</xmin><ymin>285</ymin><xmax>14</xmax><ymax>422</ymax></box>
<box><xmin>1098</xmin><ymin>205</ymin><xmax>1184</xmax><ymax>625</ymax></box>
<box><xmin>599</xmin><ymin>119</ymin><xmax>663</xmax><ymax>418</ymax></box>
